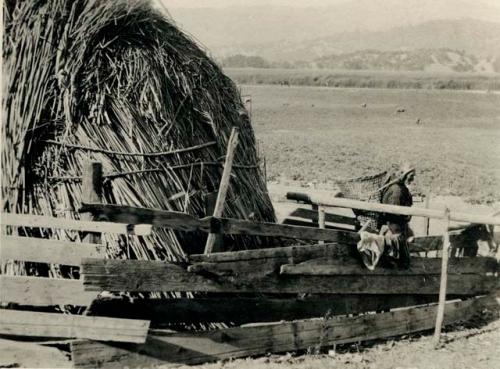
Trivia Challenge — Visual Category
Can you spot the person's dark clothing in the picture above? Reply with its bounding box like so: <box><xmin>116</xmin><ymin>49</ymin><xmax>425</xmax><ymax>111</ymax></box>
<box><xmin>380</xmin><ymin>182</ymin><xmax>413</xmax><ymax>225</ymax></box>
<box><xmin>380</xmin><ymin>181</ymin><xmax>413</xmax><ymax>269</ymax></box>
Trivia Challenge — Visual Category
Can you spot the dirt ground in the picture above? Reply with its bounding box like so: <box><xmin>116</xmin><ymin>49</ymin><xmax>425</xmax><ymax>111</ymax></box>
<box><xmin>243</xmin><ymin>85</ymin><xmax>500</xmax><ymax>204</ymax></box>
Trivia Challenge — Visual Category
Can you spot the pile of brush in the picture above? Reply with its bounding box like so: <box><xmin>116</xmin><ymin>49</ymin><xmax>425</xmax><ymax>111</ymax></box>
<box><xmin>2</xmin><ymin>0</ymin><xmax>275</xmax><ymax>277</ymax></box>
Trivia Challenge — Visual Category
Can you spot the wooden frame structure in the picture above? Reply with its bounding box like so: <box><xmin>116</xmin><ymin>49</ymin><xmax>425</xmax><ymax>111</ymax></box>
<box><xmin>1</xmin><ymin>175</ymin><xmax>498</xmax><ymax>366</ymax></box>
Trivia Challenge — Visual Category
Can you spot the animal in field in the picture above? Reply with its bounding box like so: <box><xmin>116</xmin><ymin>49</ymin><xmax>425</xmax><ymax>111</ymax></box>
<box><xmin>450</xmin><ymin>223</ymin><xmax>496</xmax><ymax>257</ymax></box>
<box><xmin>396</xmin><ymin>107</ymin><xmax>406</xmax><ymax>113</ymax></box>
<box><xmin>361</xmin><ymin>103</ymin><xmax>367</xmax><ymax>108</ymax></box>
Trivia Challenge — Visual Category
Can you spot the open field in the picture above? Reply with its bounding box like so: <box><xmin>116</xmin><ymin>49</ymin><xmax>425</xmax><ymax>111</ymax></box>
<box><xmin>226</xmin><ymin>68</ymin><xmax>500</xmax><ymax>91</ymax></box>
<box><xmin>241</xmin><ymin>85</ymin><xmax>500</xmax><ymax>204</ymax></box>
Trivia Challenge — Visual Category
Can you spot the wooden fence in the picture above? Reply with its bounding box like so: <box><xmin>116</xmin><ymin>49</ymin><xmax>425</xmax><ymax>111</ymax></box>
<box><xmin>1</xmin><ymin>197</ymin><xmax>498</xmax><ymax>367</ymax></box>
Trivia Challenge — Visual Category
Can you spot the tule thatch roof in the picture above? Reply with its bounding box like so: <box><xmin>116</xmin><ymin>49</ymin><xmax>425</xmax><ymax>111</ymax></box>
<box><xmin>2</xmin><ymin>0</ymin><xmax>275</xmax><ymax>270</ymax></box>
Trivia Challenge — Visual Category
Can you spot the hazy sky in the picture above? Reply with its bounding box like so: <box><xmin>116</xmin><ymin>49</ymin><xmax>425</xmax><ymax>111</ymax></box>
<box><xmin>158</xmin><ymin>0</ymin><xmax>355</xmax><ymax>8</ymax></box>
<box><xmin>158</xmin><ymin>0</ymin><xmax>500</xmax><ymax>8</ymax></box>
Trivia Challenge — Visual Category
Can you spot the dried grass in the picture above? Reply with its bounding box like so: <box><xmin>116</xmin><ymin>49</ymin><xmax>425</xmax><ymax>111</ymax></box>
<box><xmin>2</xmin><ymin>0</ymin><xmax>275</xmax><ymax>279</ymax></box>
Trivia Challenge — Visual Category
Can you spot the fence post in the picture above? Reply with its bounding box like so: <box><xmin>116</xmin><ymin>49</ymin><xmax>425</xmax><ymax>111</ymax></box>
<box><xmin>424</xmin><ymin>193</ymin><xmax>431</xmax><ymax>236</ymax></box>
<box><xmin>433</xmin><ymin>208</ymin><xmax>451</xmax><ymax>347</ymax></box>
<box><xmin>318</xmin><ymin>206</ymin><xmax>326</xmax><ymax>245</ymax></box>
<box><xmin>204</xmin><ymin>128</ymin><xmax>239</xmax><ymax>254</ymax></box>
<box><xmin>81</xmin><ymin>161</ymin><xmax>103</xmax><ymax>245</ymax></box>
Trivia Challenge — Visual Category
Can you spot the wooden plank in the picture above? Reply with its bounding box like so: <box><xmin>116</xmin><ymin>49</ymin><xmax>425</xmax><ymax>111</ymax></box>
<box><xmin>213</xmin><ymin>217</ymin><xmax>360</xmax><ymax>243</ymax></box>
<box><xmin>190</xmin><ymin>242</ymin><xmax>354</xmax><ymax>263</ymax></box>
<box><xmin>280</xmin><ymin>257</ymin><xmax>498</xmax><ymax>276</ymax></box>
<box><xmin>82</xmin><ymin>258</ymin><xmax>497</xmax><ymax>295</ymax></box>
<box><xmin>205</xmin><ymin>127</ymin><xmax>239</xmax><ymax>254</ymax></box>
<box><xmin>305</xmin><ymin>194</ymin><xmax>500</xmax><ymax>226</ymax></box>
<box><xmin>81</xmin><ymin>161</ymin><xmax>103</xmax><ymax>245</ymax></box>
<box><xmin>282</xmin><ymin>218</ymin><xmax>354</xmax><ymax>231</ymax></box>
<box><xmin>290</xmin><ymin>207</ymin><xmax>357</xmax><ymax>226</ymax></box>
<box><xmin>0</xmin><ymin>235</ymin><xmax>105</xmax><ymax>265</ymax></box>
<box><xmin>424</xmin><ymin>193</ymin><xmax>431</xmax><ymax>235</ymax></box>
<box><xmin>87</xmin><ymin>295</ymin><xmax>442</xmax><ymax>326</ymax></box>
<box><xmin>71</xmin><ymin>295</ymin><xmax>497</xmax><ymax>367</ymax></box>
<box><xmin>0</xmin><ymin>309</ymin><xmax>149</xmax><ymax>343</ymax></box>
<box><xmin>434</xmin><ymin>215</ymin><xmax>452</xmax><ymax>345</ymax></box>
<box><xmin>0</xmin><ymin>213</ymin><xmax>152</xmax><ymax>236</ymax></box>
<box><xmin>204</xmin><ymin>191</ymin><xmax>223</xmax><ymax>250</ymax></box>
<box><xmin>79</xmin><ymin>203</ymin><xmax>203</xmax><ymax>232</ymax></box>
<box><xmin>0</xmin><ymin>275</ymin><xmax>97</xmax><ymax>306</ymax></box>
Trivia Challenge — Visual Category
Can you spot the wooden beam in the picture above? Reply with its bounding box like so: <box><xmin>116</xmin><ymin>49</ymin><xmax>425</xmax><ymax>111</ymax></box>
<box><xmin>0</xmin><ymin>213</ymin><xmax>152</xmax><ymax>236</ymax></box>
<box><xmin>0</xmin><ymin>236</ymin><xmax>105</xmax><ymax>265</ymax></box>
<box><xmin>212</xmin><ymin>217</ymin><xmax>360</xmax><ymax>243</ymax></box>
<box><xmin>81</xmin><ymin>161</ymin><xmax>103</xmax><ymax>245</ymax></box>
<box><xmin>205</xmin><ymin>127</ymin><xmax>239</xmax><ymax>254</ymax></box>
<box><xmin>424</xmin><ymin>193</ymin><xmax>431</xmax><ymax>235</ymax></box>
<box><xmin>82</xmin><ymin>258</ymin><xmax>497</xmax><ymax>295</ymax></box>
<box><xmin>290</xmin><ymin>207</ymin><xmax>356</xmax><ymax>226</ymax></box>
<box><xmin>71</xmin><ymin>295</ymin><xmax>498</xmax><ymax>367</ymax></box>
<box><xmin>434</xmin><ymin>214</ymin><xmax>452</xmax><ymax>346</ymax></box>
<box><xmin>86</xmin><ymin>295</ymin><xmax>443</xmax><ymax>326</ymax></box>
<box><xmin>303</xmin><ymin>194</ymin><xmax>500</xmax><ymax>226</ymax></box>
<box><xmin>318</xmin><ymin>206</ymin><xmax>326</xmax><ymax>245</ymax></box>
<box><xmin>189</xmin><ymin>243</ymin><xmax>353</xmax><ymax>263</ymax></box>
<box><xmin>279</xmin><ymin>257</ymin><xmax>498</xmax><ymax>276</ymax></box>
<box><xmin>0</xmin><ymin>276</ymin><xmax>97</xmax><ymax>306</ymax></box>
<box><xmin>282</xmin><ymin>218</ymin><xmax>354</xmax><ymax>231</ymax></box>
<box><xmin>0</xmin><ymin>309</ymin><xmax>149</xmax><ymax>343</ymax></box>
<box><xmin>79</xmin><ymin>203</ymin><xmax>203</xmax><ymax>232</ymax></box>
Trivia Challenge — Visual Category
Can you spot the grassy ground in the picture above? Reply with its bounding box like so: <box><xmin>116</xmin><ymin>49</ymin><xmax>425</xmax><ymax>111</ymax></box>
<box><xmin>226</xmin><ymin>68</ymin><xmax>500</xmax><ymax>91</ymax></box>
<box><xmin>242</xmin><ymin>85</ymin><xmax>500</xmax><ymax>204</ymax></box>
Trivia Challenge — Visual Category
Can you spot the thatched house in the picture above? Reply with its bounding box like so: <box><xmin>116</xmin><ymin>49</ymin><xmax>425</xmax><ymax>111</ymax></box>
<box><xmin>2</xmin><ymin>0</ymin><xmax>275</xmax><ymax>273</ymax></box>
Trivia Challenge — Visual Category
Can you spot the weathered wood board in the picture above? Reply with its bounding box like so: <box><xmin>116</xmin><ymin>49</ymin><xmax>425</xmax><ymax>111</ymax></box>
<box><xmin>0</xmin><ymin>276</ymin><xmax>97</xmax><ymax>306</ymax></box>
<box><xmin>87</xmin><ymin>295</ymin><xmax>442</xmax><ymax>326</ymax></box>
<box><xmin>289</xmin><ymin>207</ymin><xmax>357</xmax><ymax>227</ymax></box>
<box><xmin>1</xmin><ymin>213</ymin><xmax>151</xmax><ymax>235</ymax></box>
<box><xmin>71</xmin><ymin>295</ymin><xmax>498</xmax><ymax>368</ymax></box>
<box><xmin>0</xmin><ymin>235</ymin><xmax>105</xmax><ymax>265</ymax></box>
<box><xmin>80</xmin><ymin>203</ymin><xmax>202</xmax><ymax>232</ymax></box>
<box><xmin>280</xmin><ymin>256</ymin><xmax>499</xmax><ymax>276</ymax></box>
<box><xmin>0</xmin><ymin>309</ymin><xmax>149</xmax><ymax>343</ymax></box>
<box><xmin>82</xmin><ymin>258</ymin><xmax>497</xmax><ymax>295</ymax></box>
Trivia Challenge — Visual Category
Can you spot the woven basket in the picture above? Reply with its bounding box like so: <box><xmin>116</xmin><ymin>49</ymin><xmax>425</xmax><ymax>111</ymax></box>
<box><xmin>336</xmin><ymin>171</ymin><xmax>388</xmax><ymax>231</ymax></box>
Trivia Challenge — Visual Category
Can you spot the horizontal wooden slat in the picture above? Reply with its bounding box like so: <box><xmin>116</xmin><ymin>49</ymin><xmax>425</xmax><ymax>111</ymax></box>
<box><xmin>282</xmin><ymin>218</ymin><xmax>354</xmax><ymax>231</ymax></box>
<box><xmin>0</xmin><ymin>236</ymin><xmax>105</xmax><ymax>265</ymax></box>
<box><xmin>212</xmin><ymin>217</ymin><xmax>359</xmax><ymax>243</ymax></box>
<box><xmin>0</xmin><ymin>309</ymin><xmax>149</xmax><ymax>343</ymax></box>
<box><xmin>80</xmin><ymin>203</ymin><xmax>202</xmax><ymax>232</ymax></box>
<box><xmin>71</xmin><ymin>295</ymin><xmax>497</xmax><ymax>367</ymax></box>
<box><xmin>280</xmin><ymin>257</ymin><xmax>498</xmax><ymax>276</ymax></box>
<box><xmin>305</xmin><ymin>194</ymin><xmax>500</xmax><ymax>226</ymax></box>
<box><xmin>0</xmin><ymin>275</ymin><xmax>97</xmax><ymax>306</ymax></box>
<box><xmin>87</xmin><ymin>295</ymin><xmax>442</xmax><ymax>326</ymax></box>
<box><xmin>290</xmin><ymin>207</ymin><xmax>357</xmax><ymax>226</ymax></box>
<box><xmin>82</xmin><ymin>258</ymin><xmax>497</xmax><ymax>295</ymax></box>
<box><xmin>0</xmin><ymin>213</ymin><xmax>151</xmax><ymax>235</ymax></box>
<box><xmin>189</xmin><ymin>242</ymin><xmax>354</xmax><ymax>263</ymax></box>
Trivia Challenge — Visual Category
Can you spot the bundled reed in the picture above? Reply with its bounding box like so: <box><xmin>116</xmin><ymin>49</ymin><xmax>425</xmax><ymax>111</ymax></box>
<box><xmin>2</xmin><ymin>0</ymin><xmax>275</xmax><ymax>277</ymax></box>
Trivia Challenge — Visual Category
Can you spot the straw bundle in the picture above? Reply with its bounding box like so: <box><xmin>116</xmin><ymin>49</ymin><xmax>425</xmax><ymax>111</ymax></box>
<box><xmin>2</xmin><ymin>0</ymin><xmax>275</xmax><ymax>274</ymax></box>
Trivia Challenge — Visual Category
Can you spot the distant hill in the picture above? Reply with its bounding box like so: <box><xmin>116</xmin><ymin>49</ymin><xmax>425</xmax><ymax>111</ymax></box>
<box><xmin>167</xmin><ymin>0</ymin><xmax>500</xmax><ymax>59</ymax></box>
<box><xmin>221</xmin><ymin>49</ymin><xmax>500</xmax><ymax>73</ymax></box>
<box><xmin>311</xmin><ymin>49</ymin><xmax>500</xmax><ymax>73</ymax></box>
<box><xmin>249</xmin><ymin>19</ymin><xmax>500</xmax><ymax>62</ymax></box>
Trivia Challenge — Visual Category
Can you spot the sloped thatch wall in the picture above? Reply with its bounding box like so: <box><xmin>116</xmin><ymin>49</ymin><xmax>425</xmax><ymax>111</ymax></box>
<box><xmin>2</xmin><ymin>0</ymin><xmax>275</xmax><ymax>265</ymax></box>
